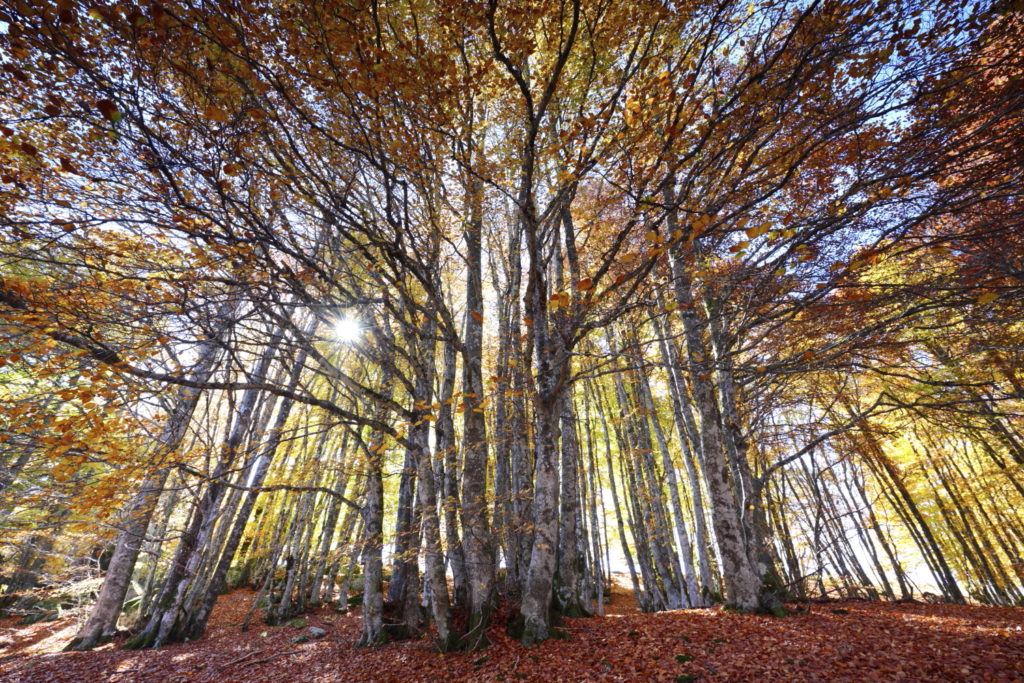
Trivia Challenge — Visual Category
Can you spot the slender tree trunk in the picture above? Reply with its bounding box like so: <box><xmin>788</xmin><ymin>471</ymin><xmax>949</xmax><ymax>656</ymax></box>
<box><xmin>309</xmin><ymin>432</ymin><xmax>352</xmax><ymax>606</ymax></box>
<box><xmin>126</xmin><ymin>330</ymin><xmax>282</xmax><ymax>649</ymax></box>
<box><xmin>67</xmin><ymin>330</ymin><xmax>225</xmax><ymax>651</ymax></box>
<box><xmin>414</xmin><ymin>362</ymin><xmax>456</xmax><ymax>650</ymax></box>
<box><xmin>854</xmin><ymin>474</ymin><xmax>912</xmax><ymax>600</ymax></box>
<box><xmin>435</xmin><ymin>340</ymin><xmax>468</xmax><ymax>606</ymax></box>
<box><xmin>637</xmin><ymin>361</ymin><xmax>699</xmax><ymax>606</ymax></box>
<box><xmin>460</xmin><ymin>182</ymin><xmax>496</xmax><ymax>648</ymax></box>
<box><xmin>180</xmin><ymin>343</ymin><xmax>313</xmax><ymax>639</ymax></box>
<box><xmin>652</xmin><ymin>290</ymin><xmax>714</xmax><ymax>601</ymax></box>
<box><xmin>855</xmin><ymin>420</ymin><xmax>965</xmax><ymax>603</ymax></box>
<box><xmin>594</xmin><ymin>381</ymin><xmax>643</xmax><ymax>606</ymax></box>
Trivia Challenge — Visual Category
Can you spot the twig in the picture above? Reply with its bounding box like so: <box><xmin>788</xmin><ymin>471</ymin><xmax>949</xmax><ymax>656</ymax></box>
<box><xmin>218</xmin><ymin>649</ymin><xmax>262</xmax><ymax>670</ymax></box>
<box><xmin>240</xmin><ymin>649</ymin><xmax>302</xmax><ymax>668</ymax></box>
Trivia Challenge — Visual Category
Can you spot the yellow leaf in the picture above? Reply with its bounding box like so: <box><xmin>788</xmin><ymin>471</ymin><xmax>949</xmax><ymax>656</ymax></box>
<box><xmin>744</xmin><ymin>222</ymin><xmax>770</xmax><ymax>239</ymax></box>
<box><xmin>645</xmin><ymin>230</ymin><xmax>663</xmax><ymax>244</ymax></box>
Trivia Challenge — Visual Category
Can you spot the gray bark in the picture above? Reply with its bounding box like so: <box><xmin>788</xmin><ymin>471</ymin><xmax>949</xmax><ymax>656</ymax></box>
<box><xmin>555</xmin><ymin>391</ymin><xmax>589</xmax><ymax>616</ymax></box>
<box><xmin>664</xmin><ymin>206</ymin><xmax>760</xmax><ymax>610</ymax></box>
<box><xmin>66</xmin><ymin>329</ymin><xmax>225</xmax><ymax>651</ymax></box>
<box><xmin>637</xmin><ymin>360</ymin><xmax>699</xmax><ymax>606</ymax></box>
<box><xmin>459</xmin><ymin>180</ymin><xmax>496</xmax><ymax>648</ymax></box>
<box><xmin>127</xmin><ymin>330</ymin><xmax>282</xmax><ymax>649</ymax></box>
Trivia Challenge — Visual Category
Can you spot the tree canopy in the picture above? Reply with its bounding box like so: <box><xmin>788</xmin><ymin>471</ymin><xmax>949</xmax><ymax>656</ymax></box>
<box><xmin>0</xmin><ymin>0</ymin><xmax>1022</xmax><ymax>664</ymax></box>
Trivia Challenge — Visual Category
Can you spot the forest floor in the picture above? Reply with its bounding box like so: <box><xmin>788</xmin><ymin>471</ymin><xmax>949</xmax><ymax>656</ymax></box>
<box><xmin>1</xmin><ymin>583</ymin><xmax>1022</xmax><ymax>682</ymax></box>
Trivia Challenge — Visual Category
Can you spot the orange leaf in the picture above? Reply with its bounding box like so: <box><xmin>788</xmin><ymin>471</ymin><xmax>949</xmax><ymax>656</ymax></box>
<box><xmin>976</xmin><ymin>292</ymin><xmax>998</xmax><ymax>305</ymax></box>
<box><xmin>204</xmin><ymin>106</ymin><xmax>230</xmax><ymax>123</ymax></box>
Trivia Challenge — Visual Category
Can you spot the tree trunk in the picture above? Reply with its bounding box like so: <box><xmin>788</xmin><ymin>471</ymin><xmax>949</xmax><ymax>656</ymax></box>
<box><xmin>126</xmin><ymin>330</ymin><xmax>281</xmax><ymax>649</ymax></box>
<box><xmin>554</xmin><ymin>390</ymin><xmax>590</xmax><ymax>616</ymax></box>
<box><xmin>459</xmin><ymin>184</ymin><xmax>496</xmax><ymax>648</ymax></box>
<box><xmin>435</xmin><ymin>340</ymin><xmax>469</xmax><ymax>606</ymax></box>
<box><xmin>665</xmin><ymin>226</ymin><xmax>760</xmax><ymax>611</ymax></box>
<box><xmin>67</xmin><ymin>330</ymin><xmax>225</xmax><ymax>651</ymax></box>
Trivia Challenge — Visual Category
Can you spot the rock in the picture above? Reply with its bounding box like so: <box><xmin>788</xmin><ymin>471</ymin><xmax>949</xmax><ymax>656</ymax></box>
<box><xmin>308</xmin><ymin>626</ymin><xmax>327</xmax><ymax>639</ymax></box>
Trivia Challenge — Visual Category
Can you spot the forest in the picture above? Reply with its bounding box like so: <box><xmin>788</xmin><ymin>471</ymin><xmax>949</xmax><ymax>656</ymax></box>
<box><xmin>0</xmin><ymin>0</ymin><xmax>1022</xmax><ymax>680</ymax></box>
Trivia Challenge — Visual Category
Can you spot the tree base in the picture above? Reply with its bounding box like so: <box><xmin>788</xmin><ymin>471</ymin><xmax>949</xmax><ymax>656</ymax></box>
<box><xmin>63</xmin><ymin>632</ymin><xmax>113</xmax><ymax>652</ymax></box>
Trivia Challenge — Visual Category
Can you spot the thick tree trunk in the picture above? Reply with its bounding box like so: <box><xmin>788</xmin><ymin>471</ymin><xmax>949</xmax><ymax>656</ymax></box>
<box><xmin>705</xmin><ymin>308</ymin><xmax>784</xmax><ymax>610</ymax></box>
<box><xmin>357</xmin><ymin>426</ymin><xmax>387</xmax><ymax>647</ymax></box>
<box><xmin>387</xmin><ymin>444</ymin><xmax>419</xmax><ymax>616</ymax></box>
<box><xmin>554</xmin><ymin>391</ymin><xmax>590</xmax><ymax>617</ymax></box>
<box><xmin>519</xmin><ymin>394</ymin><xmax>561</xmax><ymax>644</ymax></box>
<box><xmin>517</xmin><ymin>171</ymin><xmax>567</xmax><ymax>643</ymax></box>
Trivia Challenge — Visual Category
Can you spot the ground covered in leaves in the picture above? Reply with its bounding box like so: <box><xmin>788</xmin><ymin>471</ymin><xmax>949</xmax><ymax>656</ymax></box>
<box><xmin>1</xmin><ymin>586</ymin><xmax>1022</xmax><ymax>682</ymax></box>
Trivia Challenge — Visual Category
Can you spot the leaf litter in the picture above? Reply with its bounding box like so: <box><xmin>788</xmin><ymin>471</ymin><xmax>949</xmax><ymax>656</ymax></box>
<box><xmin>1</xmin><ymin>586</ymin><xmax>1021</xmax><ymax>682</ymax></box>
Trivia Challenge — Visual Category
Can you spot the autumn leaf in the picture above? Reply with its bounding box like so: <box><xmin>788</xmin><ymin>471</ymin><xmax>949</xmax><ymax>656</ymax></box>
<box><xmin>744</xmin><ymin>223</ymin><xmax>770</xmax><ymax>239</ymax></box>
<box><xmin>204</xmin><ymin>106</ymin><xmax>230</xmax><ymax>123</ymax></box>
<box><xmin>645</xmin><ymin>229</ymin><xmax>664</xmax><ymax>244</ymax></box>
<box><xmin>975</xmin><ymin>292</ymin><xmax>997</xmax><ymax>305</ymax></box>
<box><xmin>95</xmin><ymin>99</ymin><xmax>121</xmax><ymax>123</ymax></box>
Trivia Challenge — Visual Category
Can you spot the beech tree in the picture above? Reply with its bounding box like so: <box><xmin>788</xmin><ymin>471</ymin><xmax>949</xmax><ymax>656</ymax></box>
<box><xmin>1</xmin><ymin>0</ymin><xmax>1021</xmax><ymax>657</ymax></box>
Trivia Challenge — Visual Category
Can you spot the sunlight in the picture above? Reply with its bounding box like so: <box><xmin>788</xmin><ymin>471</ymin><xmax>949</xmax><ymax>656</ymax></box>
<box><xmin>332</xmin><ymin>316</ymin><xmax>362</xmax><ymax>344</ymax></box>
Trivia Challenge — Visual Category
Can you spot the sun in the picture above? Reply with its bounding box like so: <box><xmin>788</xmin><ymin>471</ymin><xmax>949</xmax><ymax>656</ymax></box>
<box><xmin>333</xmin><ymin>316</ymin><xmax>362</xmax><ymax>343</ymax></box>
